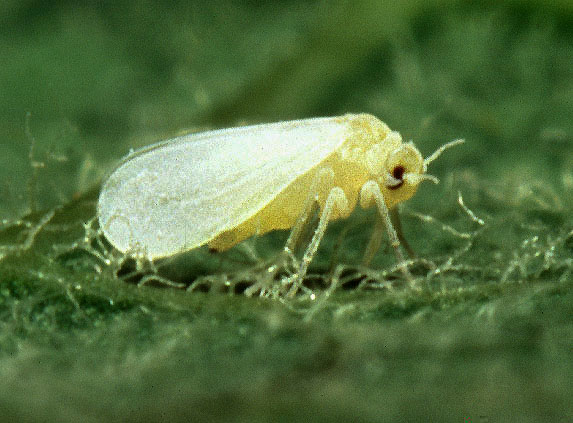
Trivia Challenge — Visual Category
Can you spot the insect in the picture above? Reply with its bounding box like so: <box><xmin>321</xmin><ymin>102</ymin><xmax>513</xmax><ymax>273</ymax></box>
<box><xmin>97</xmin><ymin>113</ymin><xmax>463</xmax><ymax>296</ymax></box>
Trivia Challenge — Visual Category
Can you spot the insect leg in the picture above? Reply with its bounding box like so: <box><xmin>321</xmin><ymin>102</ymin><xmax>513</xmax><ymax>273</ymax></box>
<box><xmin>362</xmin><ymin>207</ymin><xmax>415</xmax><ymax>266</ymax></box>
<box><xmin>286</xmin><ymin>186</ymin><xmax>349</xmax><ymax>298</ymax></box>
<box><xmin>390</xmin><ymin>207</ymin><xmax>416</xmax><ymax>258</ymax></box>
<box><xmin>360</xmin><ymin>181</ymin><xmax>412</xmax><ymax>280</ymax></box>
<box><xmin>284</xmin><ymin>167</ymin><xmax>335</xmax><ymax>256</ymax></box>
<box><xmin>362</xmin><ymin>213</ymin><xmax>384</xmax><ymax>266</ymax></box>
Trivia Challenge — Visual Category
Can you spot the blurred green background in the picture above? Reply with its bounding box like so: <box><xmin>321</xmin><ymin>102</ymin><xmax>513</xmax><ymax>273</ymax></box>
<box><xmin>1</xmin><ymin>0</ymin><xmax>572</xmax><ymax>421</ymax></box>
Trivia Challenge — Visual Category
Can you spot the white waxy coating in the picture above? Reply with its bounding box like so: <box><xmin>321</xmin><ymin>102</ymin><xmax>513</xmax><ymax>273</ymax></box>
<box><xmin>97</xmin><ymin>117</ymin><xmax>354</xmax><ymax>259</ymax></box>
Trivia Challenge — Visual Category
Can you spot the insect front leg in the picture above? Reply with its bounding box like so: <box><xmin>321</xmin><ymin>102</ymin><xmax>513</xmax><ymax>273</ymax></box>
<box><xmin>390</xmin><ymin>207</ymin><xmax>416</xmax><ymax>259</ymax></box>
<box><xmin>359</xmin><ymin>181</ymin><xmax>412</xmax><ymax>281</ymax></box>
<box><xmin>361</xmin><ymin>212</ymin><xmax>385</xmax><ymax>267</ymax></box>
<box><xmin>286</xmin><ymin>186</ymin><xmax>349</xmax><ymax>298</ymax></box>
<box><xmin>362</xmin><ymin>206</ymin><xmax>416</xmax><ymax>266</ymax></box>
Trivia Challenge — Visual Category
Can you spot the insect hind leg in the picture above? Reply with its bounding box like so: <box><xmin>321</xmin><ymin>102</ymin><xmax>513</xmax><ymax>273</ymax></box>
<box><xmin>244</xmin><ymin>168</ymin><xmax>338</xmax><ymax>298</ymax></box>
<box><xmin>284</xmin><ymin>167</ymin><xmax>335</xmax><ymax>255</ymax></box>
<box><xmin>286</xmin><ymin>186</ymin><xmax>349</xmax><ymax>298</ymax></box>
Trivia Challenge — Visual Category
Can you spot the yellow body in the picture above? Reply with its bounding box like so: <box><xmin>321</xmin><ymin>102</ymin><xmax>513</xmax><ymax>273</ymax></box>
<box><xmin>208</xmin><ymin>114</ymin><xmax>423</xmax><ymax>251</ymax></box>
<box><xmin>98</xmin><ymin>112</ymin><xmax>461</xmax><ymax>269</ymax></box>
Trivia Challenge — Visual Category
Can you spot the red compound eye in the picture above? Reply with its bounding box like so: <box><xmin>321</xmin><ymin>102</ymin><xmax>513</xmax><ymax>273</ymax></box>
<box><xmin>388</xmin><ymin>165</ymin><xmax>405</xmax><ymax>190</ymax></box>
<box><xmin>392</xmin><ymin>165</ymin><xmax>404</xmax><ymax>180</ymax></box>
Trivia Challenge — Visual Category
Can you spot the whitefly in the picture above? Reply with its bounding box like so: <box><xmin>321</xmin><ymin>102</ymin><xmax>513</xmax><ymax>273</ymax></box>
<box><xmin>97</xmin><ymin>113</ymin><xmax>463</xmax><ymax>295</ymax></box>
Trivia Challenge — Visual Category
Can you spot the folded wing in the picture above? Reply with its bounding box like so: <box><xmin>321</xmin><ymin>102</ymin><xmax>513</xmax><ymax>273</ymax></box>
<box><xmin>98</xmin><ymin>116</ymin><xmax>352</xmax><ymax>259</ymax></box>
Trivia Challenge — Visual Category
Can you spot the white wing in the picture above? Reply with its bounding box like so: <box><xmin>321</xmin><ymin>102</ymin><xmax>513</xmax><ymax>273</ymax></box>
<box><xmin>97</xmin><ymin>116</ymin><xmax>354</xmax><ymax>259</ymax></box>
